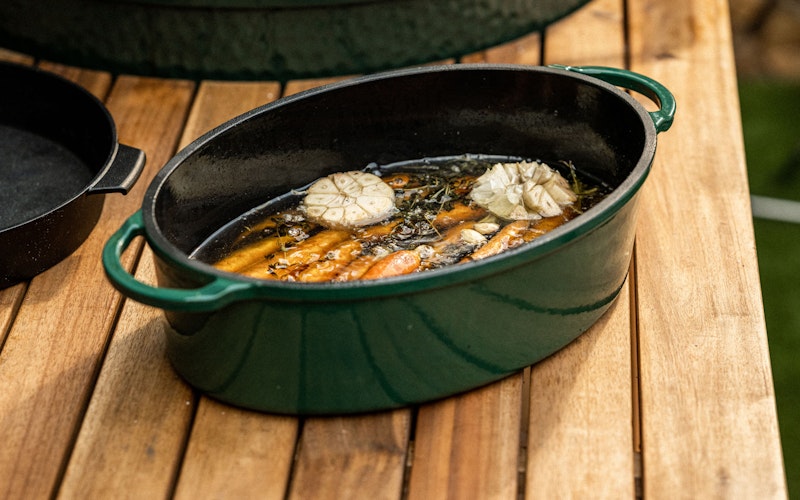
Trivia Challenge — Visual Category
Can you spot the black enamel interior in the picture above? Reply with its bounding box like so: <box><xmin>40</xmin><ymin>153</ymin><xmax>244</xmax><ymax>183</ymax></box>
<box><xmin>0</xmin><ymin>62</ymin><xmax>114</xmax><ymax>229</ymax></box>
<box><xmin>152</xmin><ymin>67</ymin><xmax>647</xmax><ymax>254</ymax></box>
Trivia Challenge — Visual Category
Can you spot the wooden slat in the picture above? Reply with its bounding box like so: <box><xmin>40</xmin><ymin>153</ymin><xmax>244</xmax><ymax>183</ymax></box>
<box><xmin>53</xmin><ymin>75</ymin><xmax>196</xmax><ymax>498</ymax></box>
<box><xmin>169</xmin><ymin>80</ymin><xmax>301</xmax><ymax>500</ymax></box>
<box><xmin>408</xmin><ymin>377</ymin><xmax>523</xmax><ymax>499</ymax></box>
<box><xmin>461</xmin><ymin>30</ymin><xmax>542</xmax><ymax>66</ymax></box>
<box><xmin>175</xmin><ymin>80</ymin><xmax>281</xmax><ymax>143</ymax></box>
<box><xmin>523</xmin><ymin>1</ymin><xmax>637</xmax><ymax>498</ymax></box>
<box><xmin>174</xmin><ymin>401</ymin><xmax>298</xmax><ymax>500</ymax></box>
<box><xmin>38</xmin><ymin>61</ymin><xmax>113</xmax><ymax>101</ymax></box>
<box><xmin>284</xmin><ymin>76</ymin><xmax>351</xmax><ymax>95</ymax></box>
<box><xmin>289</xmin><ymin>412</ymin><xmax>411</xmax><ymax>499</ymax></box>
<box><xmin>0</xmin><ymin>284</ymin><xmax>24</xmax><ymax>346</ymax></box>
<box><xmin>56</xmin><ymin>252</ymin><xmax>196</xmax><ymax>499</ymax></box>
<box><xmin>526</xmin><ymin>290</ymin><xmax>634</xmax><ymax>498</ymax></box>
<box><xmin>543</xmin><ymin>0</ymin><xmax>626</xmax><ymax>68</ymax></box>
<box><xmin>628</xmin><ymin>0</ymin><xmax>788</xmax><ymax>496</ymax></box>
<box><xmin>0</xmin><ymin>48</ymin><xmax>33</xmax><ymax>65</ymax></box>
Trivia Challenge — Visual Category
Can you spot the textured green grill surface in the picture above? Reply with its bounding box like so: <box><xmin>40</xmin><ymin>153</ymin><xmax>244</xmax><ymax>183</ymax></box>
<box><xmin>0</xmin><ymin>0</ymin><xmax>589</xmax><ymax>81</ymax></box>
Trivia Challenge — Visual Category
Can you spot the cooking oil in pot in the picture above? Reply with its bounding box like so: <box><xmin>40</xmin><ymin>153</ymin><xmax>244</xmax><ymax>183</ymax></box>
<box><xmin>191</xmin><ymin>155</ymin><xmax>611</xmax><ymax>282</ymax></box>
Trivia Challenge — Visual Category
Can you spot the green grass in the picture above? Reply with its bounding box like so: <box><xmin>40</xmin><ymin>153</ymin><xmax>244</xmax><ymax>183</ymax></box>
<box><xmin>739</xmin><ymin>79</ymin><xmax>800</xmax><ymax>497</ymax></box>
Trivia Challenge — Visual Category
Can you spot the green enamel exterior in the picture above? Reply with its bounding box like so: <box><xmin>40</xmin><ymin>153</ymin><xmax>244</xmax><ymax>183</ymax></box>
<box><xmin>162</xmin><ymin>198</ymin><xmax>638</xmax><ymax>414</ymax></box>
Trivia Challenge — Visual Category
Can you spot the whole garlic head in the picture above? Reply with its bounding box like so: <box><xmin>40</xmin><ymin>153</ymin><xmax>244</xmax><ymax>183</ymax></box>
<box><xmin>469</xmin><ymin>161</ymin><xmax>577</xmax><ymax>220</ymax></box>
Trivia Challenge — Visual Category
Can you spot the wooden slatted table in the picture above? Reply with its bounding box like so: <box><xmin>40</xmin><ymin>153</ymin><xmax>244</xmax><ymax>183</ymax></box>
<box><xmin>0</xmin><ymin>0</ymin><xmax>789</xmax><ymax>497</ymax></box>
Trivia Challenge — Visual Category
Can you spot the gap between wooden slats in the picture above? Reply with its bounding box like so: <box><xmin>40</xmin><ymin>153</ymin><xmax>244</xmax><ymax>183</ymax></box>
<box><xmin>631</xmin><ymin>247</ymin><xmax>644</xmax><ymax>500</ymax></box>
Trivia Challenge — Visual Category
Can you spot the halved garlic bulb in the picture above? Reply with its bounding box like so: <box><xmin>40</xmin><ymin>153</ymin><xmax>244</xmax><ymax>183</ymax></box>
<box><xmin>303</xmin><ymin>171</ymin><xmax>396</xmax><ymax>229</ymax></box>
<box><xmin>469</xmin><ymin>161</ymin><xmax>577</xmax><ymax>220</ymax></box>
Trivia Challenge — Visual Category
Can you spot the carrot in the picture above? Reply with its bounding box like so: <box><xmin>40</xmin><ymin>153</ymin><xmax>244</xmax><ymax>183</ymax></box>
<box><xmin>419</xmin><ymin>221</ymin><xmax>478</xmax><ymax>270</ymax></box>
<box><xmin>238</xmin><ymin>229</ymin><xmax>351</xmax><ymax>279</ymax></box>
<box><xmin>229</xmin><ymin>215</ymin><xmax>284</xmax><ymax>247</ymax></box>
<box><xmin>294</xmin><ymin>239</ymin><xmax>364</xmax><ymax>282</ymax></box>
<box><xmin>432</xmin><ymin>202</ymin><xmax>486</xmax><ymax>230</ymax></box>
<box><xmin>332</xmin><ymin>253</ymin><xmax>385</xmax><ymax>282</ymax></box>
<box><xmin>354</xmin><ymin>219</ymin><xmax>401</xmax><ymax>239</ymax></box>
<box><xmin>462</xmin><ymin>220</ymin><xmax>530</xmax><ymax>262</ymax></box>
<box><xmin>382</xmin><ymin>172</ymin><xmax>411</xmax><ymax>189</ymax></box>
<box><xmin>213</xmin><ymin>234</ymin><xmax>295</xmax><ymax>273</ymax></box>
<box><xmin>361</xmin><ymin>250</ymin><xmax>421</xmax><ymax>280</ymax></box>
<box><xmin>294</xmin><ymin>221</ymin><xmax>402</xmax><ymax>282</ymax></box>
<box><xmin>522</xmin><ymin>214</ymin><xmax>570</xmax><ymax>242</ymax></box>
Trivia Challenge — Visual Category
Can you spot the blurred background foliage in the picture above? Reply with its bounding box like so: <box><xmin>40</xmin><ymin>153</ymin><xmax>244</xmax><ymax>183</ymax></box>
<box><xmin>731</xmin><ymin>0</ymin><xmax>800</xmax><ymax>496</ymax></box>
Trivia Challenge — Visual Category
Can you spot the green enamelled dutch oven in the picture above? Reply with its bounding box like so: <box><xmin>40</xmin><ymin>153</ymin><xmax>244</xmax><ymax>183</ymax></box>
<box><xmin>103</xmin><ymin>65</ymin><xmax>675</xmax><ymax>414</ymax></box>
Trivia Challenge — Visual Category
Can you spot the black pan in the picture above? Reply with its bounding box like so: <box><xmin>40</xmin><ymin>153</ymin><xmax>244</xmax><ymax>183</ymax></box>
<box><xmin>0</xmin><ymin>61</ymin><xmax>145</xmax><ymax>288</ymax></box>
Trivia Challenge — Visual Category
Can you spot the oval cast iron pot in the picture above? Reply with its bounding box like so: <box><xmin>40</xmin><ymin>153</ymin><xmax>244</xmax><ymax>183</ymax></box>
<box><xmin>104</xmin><ymin>65</ymin><xmax>675</xmax><ymax>414</ymax></box>
<box><xmin>0</xmin><ymin>62</ymin><xmax>145</xmax><ymax>288</ymax></box>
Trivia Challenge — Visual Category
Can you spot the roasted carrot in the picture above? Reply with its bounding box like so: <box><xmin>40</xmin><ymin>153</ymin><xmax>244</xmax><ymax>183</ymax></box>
<box><xmin>522</xmin><ymin>213</ymin><xmax>570</xmax><ymax>242</ymax></box>
<box><xmin>432</xmin><ymin>202</ymin><xmax>486</xmax><ymax>230</ymax></box>
<box><xmin>238</xmin><ymin>229</ymin><xmax>351</xmax><ymax>279</ymax></box>
<box><xmin>462</xmin><ymin>220</ymin><xmax>530</xmax><ymax>262</ymax></box>
<box><xmin>333</xmin><ymin>252</ymin><xmax>386</xmax><ymax>282</ymax></box>
<box><xmin>361</xmin><ymin>250</ymin><xmax>421</xmax><ymax>280</ymax></box>
<box><xmin>419</xmin><ymin>221</ymin><xmax>478</xmax><ymax>270</ymax></box>
<box><xmin>354</xmin><ymin>219</ymin><xmax>401</xmax><ymax>239</ymax></box>
<box><xmin>292</xmin><ymin>222</ymin><xmax>405</xmax><ymax>282</ymax></box>
<box><xmin>294</xmin><ymin>239</ymin><xmax>364</xmax><ymax>282</ymax></box>
<box><xmin>213</xmin><ymin>234</ymin><xmax>295</xmax><ymax>273</ymax></box>
<box><xmin>382</xmin><ymin>172</ymin><xmax>411</xmax><ymax>189</ymax></box>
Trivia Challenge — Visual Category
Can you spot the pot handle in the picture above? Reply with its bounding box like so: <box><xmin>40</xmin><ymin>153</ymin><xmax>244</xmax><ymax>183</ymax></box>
<box><xmin>549</xmin><ymin>65</ymin><xmax>676</xmax><ymax>133</ymax></box>
<box><xmin>102</xmin><ymin>211</ymin><xmax>255</xmax><ymax>312</ymax></box>
<box><xmin>88</xmin><ymin>144</ymin><xmax>146</xmax><ymax>195</ymax></box>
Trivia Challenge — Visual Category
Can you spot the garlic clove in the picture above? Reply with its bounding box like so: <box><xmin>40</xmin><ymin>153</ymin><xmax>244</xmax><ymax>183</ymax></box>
<box><xmin>460</xmin><ymin>228</ymin><xmax>487</xmax><ymax>246</ymax></box>
<box><xmin>473</xmin><ymin>221</ymin><xmax>501</xmax><ymax>235</ymax></box>
<box><xmin>522</xmin><ymin>184</ymin><xmax>562</xmax><ymax>217</ymax></box>
<box><xmin>543</xmin><ymin>177</ymin><xmax>579</xmax><ymax>205</ymax></box>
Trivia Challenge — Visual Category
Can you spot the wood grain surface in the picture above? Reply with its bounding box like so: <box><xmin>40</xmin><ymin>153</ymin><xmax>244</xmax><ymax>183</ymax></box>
<box><xmin>629</xmin><ymin>0</ymin><xmax>787</xmax><ymax>496</ymax></box>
